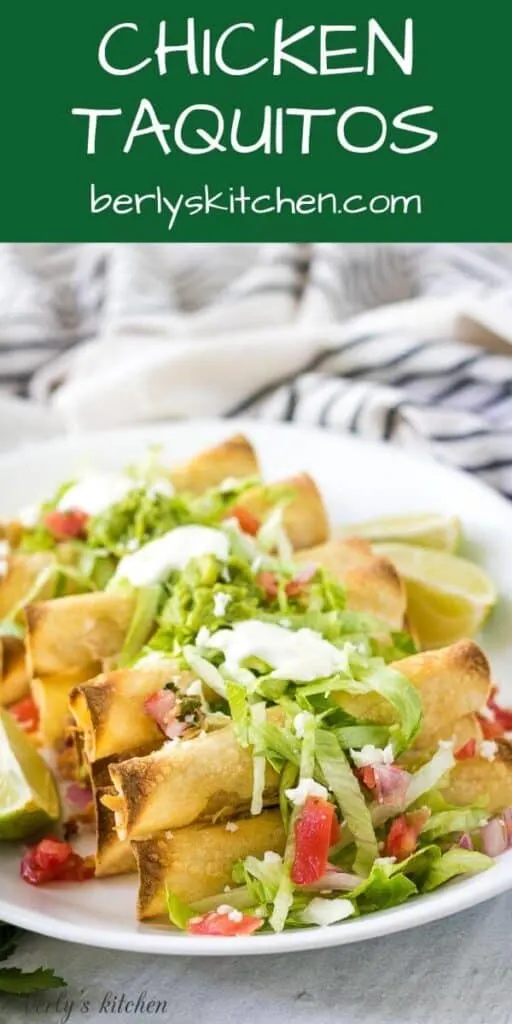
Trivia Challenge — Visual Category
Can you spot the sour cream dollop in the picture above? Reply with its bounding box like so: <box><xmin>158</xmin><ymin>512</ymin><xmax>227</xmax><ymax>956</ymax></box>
<box><xmin>114</xmin><ymin>525</ymin><xmax>229</xmax><ymax>587</ymax></box>
<box><xmin>205</xmin><ymin>620</ymin><xmax>348</xmax><ymax>682</ymax></box>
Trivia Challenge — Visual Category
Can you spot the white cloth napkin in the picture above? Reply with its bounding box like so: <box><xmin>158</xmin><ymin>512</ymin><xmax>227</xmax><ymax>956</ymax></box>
<box><xmin>2</xmin><ymin>243</ymin><xmax>512</xmax><ymax>496</ymax></box>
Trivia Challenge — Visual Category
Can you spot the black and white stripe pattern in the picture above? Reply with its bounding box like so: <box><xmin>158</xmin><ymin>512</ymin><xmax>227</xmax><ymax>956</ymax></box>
<box><xmin>2</xmin><ymin>243</ymin><xmax>512</xmax><ymax>498</ymax></box>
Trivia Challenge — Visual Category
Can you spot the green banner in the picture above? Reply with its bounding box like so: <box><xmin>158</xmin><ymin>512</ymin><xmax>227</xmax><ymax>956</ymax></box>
<box><xmin>1</xmin><ymin>0</ymin><xmax>511</xmax><ymax>240</ymax></box>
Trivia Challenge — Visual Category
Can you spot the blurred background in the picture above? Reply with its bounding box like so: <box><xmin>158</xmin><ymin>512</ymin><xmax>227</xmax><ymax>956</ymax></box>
<box><xmin>2</xmin><ymin>242</ymin><xmax>512</xmax><ymax>498</ymax></box>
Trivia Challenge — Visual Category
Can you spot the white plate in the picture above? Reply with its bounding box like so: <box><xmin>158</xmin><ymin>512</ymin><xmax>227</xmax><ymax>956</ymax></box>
<box><xmin>1</xmin><ymin>419</ymin><xmax>511</xmax><ymax>956</ymax></box>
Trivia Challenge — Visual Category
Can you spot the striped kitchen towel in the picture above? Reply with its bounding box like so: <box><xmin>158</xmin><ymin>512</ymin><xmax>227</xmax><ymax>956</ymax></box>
<box><xmin>1</xmin><ymin>243</ymin><xmax>512</xmax><ymax>497</ymax></box>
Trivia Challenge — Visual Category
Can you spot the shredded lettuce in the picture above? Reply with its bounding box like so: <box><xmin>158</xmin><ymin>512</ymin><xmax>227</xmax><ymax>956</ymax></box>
<box><xmin>165</xmin><ymin>889</ymin><xmax>196</xmax><ymax>931</ymax></box>
<box><xmin>372</xmin><ymin>744</ymin><xmax>457</xmax><ymax>828</ymax></box>
<box><xmin>280</xmin><ymin>762</ymin><xmax>298</xmax><ymax>829</ymax></box>
<box><xmin>269</xmin><ymin>861</ymin><xmax>294</xmax><ymax>933</ymax></box>
<box><xmin>315</xmin><ymin>729</ymin><xmax>379</xmax><ymax>875</ymax></box>
<box><xmin>404</xmin><ymin>744</ymin><xmax>455</xmax><ymax>808</ymax></box>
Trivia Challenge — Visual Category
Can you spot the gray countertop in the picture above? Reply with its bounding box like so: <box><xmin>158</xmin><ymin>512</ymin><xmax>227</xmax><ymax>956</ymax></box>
<box><xmin>3</xmin><ymin>893</ymin><xmax>511</xmax><ymax>1024</ymax></box>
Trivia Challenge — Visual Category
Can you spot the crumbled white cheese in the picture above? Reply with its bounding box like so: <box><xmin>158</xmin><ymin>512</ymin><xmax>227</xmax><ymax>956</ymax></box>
<box><xmin>18</xmin><ymin>503</ymin><xmax>41</xmax><ymax>527</ymax></box>
<box><xmin>213</xmin><ymin>592</ymin><xmax>232</xmax><ymax>618</ymax></box>
<box><xmin>225</xmin><ymin>821</ymin><xmax>239</xmax><ymax>833</ymax></box>
<box><xmin>350</xmin><ymin>744</ymin><xmax>395</xmax><ymax>769</ymax></box>
<box><xmin>374</xmin><ymin>856</ymin><xmax>397</xmax><ymax>866</ymax></box>
<box><xmin>195</xmin><ymin>626</ymin><xmax>211</xmax><ymax>647</ymax></box>
<box><xmin>294</xmin><ymin>711</ymin><xmax>314</xmax><ymax>739</ymax></box>
<box><xmin>184</xmin><ymin>714</ymin><xmax>196</xmax><ymax>724</ymax></box>
<box><xmin>59</xmin><ymin>473</ymin><xmax>135</xmax><ymax>516</ymax></box>
<box><xmin>206</xmin><ymin>620</ymin><xmax>349</xmax><ymax>683</ymax></box>
<box><xmin>263</xmin><ymin>851</ymin><xmax>282</xmax><ymax>864</ymax></box>
<box><xmin>219</xmin><ymin>477</ymin><xmax>239</xmax><ymax>493</ymax></box>
<box><xmin>114</xmin><ymin>525</ymin><xmax>229</xmax><ymax>587</ymax></box>
<box><xmin>476</xmin><ymin>705</ymin><xmax>494</xmax><ymax>722</ymax></box>
<box><xmin>285</xmin><ymin>777</ymin><xmax>328</xmax><ymax>807</ymax></box>
<box><xmin>480</xmin><ymin>740</ymin><xmax>498</xmax><ymax>761</ymax></box>
<box><xmin>227</xmin><ymin>909</ymin><xmax>243</xmax><ymax>923</ymax></box>
<box><xmin>300</xmin><ymin>898</ymin><xmax>354</xmax><ymax>927</ymax></box>
<box><xmin>224</xmin><ymin>885</ymin><xmax>232</xmax><ymax>893</ymax></box>
<box><xmin>185</xmin><ymin>679</ymin><xmax>204</xmax><ymax>699</ymax></box>
<box><xmin>126</xmin><ymin>538</ymin><xmax>140</xmax><ymax>552</ymax></box>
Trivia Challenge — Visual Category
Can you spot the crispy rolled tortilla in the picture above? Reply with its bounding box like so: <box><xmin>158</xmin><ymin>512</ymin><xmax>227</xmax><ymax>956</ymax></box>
<box><xmin>91</xmin><ymin>744</ymin><xmax>161</xmax><ymax>877</ymax></box>
<box><xmin>0</xmin><ymin>552</ymin><xmax>57</xmax><ymax>620</ymax></box>
<box><xmin>0</xmin><ymin>635</ymin><xmax>29</xmax><ymax>706</ymax></box>
<box><xmin>442</xmin><ymin>740</ymin><xmax>512</xmax><ymax>815</ymax></box>
<box><xmin>134</xmin><ymin>809</ymin><xmax>285</xmax><ymax>918</ymax></box>
<box><xmin>25</xmin><ymin>590</ymin><xmax>136</xmax><ymax>679</ymax></box>
<box><xmin>296</xmin><ymin>538</ymin><xmax>406</xmax><ymax>630</ymax></box>
<box><xmin>31</xmin><ymin>668</ymin><xmax>99</xmax><ymax>747</ymax></box>
<box><xmin>170</xmin><ymin>434</ymin><xmax>259</xmax><ymax>494</ymax></box>
<box><xmin>337</xmin><ymin>640</ymin><xmax>491</xmax><ymax>750</ymax></box>
<box><xmin>0</xmin><ymin>521</ymin><xmax>23</xmax><ymax>548</ymax></box>
<box><xmin>71</xmin><ymin>539</ymin><xmax>407</xmax><ymax>763</ymax></box>
<box><xmin>239</xmin><ymin>473</ymin><xmax>329</xmax><ymax>550</ymax></box>
<box><xmin>106</xmin><ymin>711</ymin><xmax>282</xmax><ymax>841</ymax></box>
<box><xmin>107</xmin><ymin>644</ymin><xmax>489</xmax><ymax>843</ymax></box>
<box><xmin>70</xmin><ymin>659</ymin><xmax>185</xmax><ymax>763</ymax></box>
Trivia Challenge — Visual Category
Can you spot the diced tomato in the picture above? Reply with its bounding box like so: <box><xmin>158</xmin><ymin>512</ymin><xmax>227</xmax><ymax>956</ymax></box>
<box><xmin>44</xmin><ymin>508</ymin><xmax>89</xmax><ymax>540</ymax></box>
<box><xmin>187</xmin><ymin>910</ymin><xmax>263</xmax><ymax>937</ymax></box>
<box><xmin>20</xmin><ymin>837</ymin><xmax>95</xmax><ymax>885</ymax></box>
<box><xmin>291</xmin><ymin>796</ymin><xmax>335</xmax><ymax>885</ymax></box>
<box><xmin>455</xmin><ymin>738</ymin><xmax>477</xmax><ymax>761</ymax></box>
<box><xmin>358</xmin><ymin>765</ymin><xmax>377</xmax><ymax>791</ymax></box>
<box><xmin>10</xmin><ymin>696</ymin><xmax>39</xmax><ymax>733</ymax></box>
<box><xmin>256</xmin><ymin>571</ymin><xmax>279</xmax><ymax>598</ymax></box>
<box><xmin>476</xmin><ymin>713</ymin><xmax>504</xmax><ymax>740</ymax></box>
<box><xmin>144</xmin><ymin>689</ymin><xmax>186</xmax><ymax>740</ymax></box>
<box><xmin>228</xmin><ymin>506</ymin><xmax>261</xmax><ymax>536</ymax></box>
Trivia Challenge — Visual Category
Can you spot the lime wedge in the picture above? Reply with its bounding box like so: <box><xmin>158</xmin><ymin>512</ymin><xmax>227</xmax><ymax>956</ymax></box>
<box><xmin>338</xmin><ymin>513</ymin><xmax>461</xmax><ymax>552</ymax></box>
<box><xmin>0</xmin><ymin>710</ymin><xmax>60</xmax><ymax>840</ymax></box>
<box><xmin>373</xmin><ymin>543</ymin><xmax>497</xmax><ymax>649</ymax></box>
